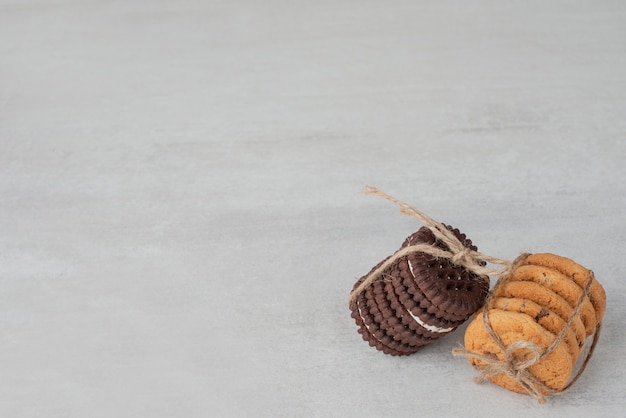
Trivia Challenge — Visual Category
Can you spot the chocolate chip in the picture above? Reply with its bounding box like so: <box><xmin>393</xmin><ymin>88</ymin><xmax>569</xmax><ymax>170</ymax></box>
<box><xmin>535</xmin><ymin>307</ymin><xmax>550</xmax><ymax>322</ymax></box>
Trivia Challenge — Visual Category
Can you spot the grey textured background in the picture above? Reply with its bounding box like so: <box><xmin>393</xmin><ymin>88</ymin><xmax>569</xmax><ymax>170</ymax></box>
<box><xmin>1</xmin><ymin>1</ymin><xmax>625</xmax><ymax>417</ymax></box>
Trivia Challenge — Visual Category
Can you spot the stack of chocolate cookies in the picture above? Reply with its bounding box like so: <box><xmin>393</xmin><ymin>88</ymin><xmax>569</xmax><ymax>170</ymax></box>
<box><xmin>349</xmin><ymin>225</ymin><xmax>490</xmax><ymax>355</ymax></box>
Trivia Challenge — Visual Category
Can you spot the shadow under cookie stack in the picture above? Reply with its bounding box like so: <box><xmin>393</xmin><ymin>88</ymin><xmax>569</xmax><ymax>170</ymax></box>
<box><xmin>348</xmin><ymin>186</ymin><xmax>606</xmax><ymax>404</ymax></box>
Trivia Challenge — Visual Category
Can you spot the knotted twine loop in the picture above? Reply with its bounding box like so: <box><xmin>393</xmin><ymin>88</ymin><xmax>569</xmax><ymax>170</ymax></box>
<box><xmin>452</xmin><ymin>270</ymin><xmax>601</xmax><ymax>404</ymax></box>
<box><xmin>347</xmin><ymin>186</ymin><xmax>514</xmax><ymax>307</ymax></box>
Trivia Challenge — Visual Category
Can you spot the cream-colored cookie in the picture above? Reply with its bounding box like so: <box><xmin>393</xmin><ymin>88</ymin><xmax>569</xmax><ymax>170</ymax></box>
<box><xmin>511</xmin><ymin>265</ymin><xmax>597</xmax><ymax>335</ymax></box>
<box><xmin>492</xmin><ymin>280</ymin><xmax>587</xmax><ymax>347</ymax></box>
<box><xmin>521</xmin><ymin>253</ymin><xmax>606</xmax><ymax>327</ymax></box>
<box><xmin>491</xmin><ymin>296</ymin><xmax>582</xmax><ymax>359</ymax></box>
<box><xmin>464</xmin><ymin>309</ymin><xmax>573</xmax><ymax>394</ymax></box>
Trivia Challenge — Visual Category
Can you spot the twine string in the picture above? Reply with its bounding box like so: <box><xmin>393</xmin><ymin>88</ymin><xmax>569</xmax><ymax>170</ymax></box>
<box><xmin>348</xmin><ymin>186</ymin><xmax>513</xmax><ymax>307</ymax></box>
<box><xmin>452</xmin><ymin>271</ymin><xmax>598</xmax><ymax>404</ymax></box>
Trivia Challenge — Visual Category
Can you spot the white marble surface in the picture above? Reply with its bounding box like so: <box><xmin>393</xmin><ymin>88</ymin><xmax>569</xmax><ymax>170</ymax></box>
<box><xmin>2</xmin><ymin>1</ymin><xmax>626</xmax><ymax>417</ymax></box>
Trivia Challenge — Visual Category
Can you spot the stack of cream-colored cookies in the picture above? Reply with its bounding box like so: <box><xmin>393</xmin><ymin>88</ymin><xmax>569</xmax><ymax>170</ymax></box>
<box><xmin>463</xmin><ymin>253</ymin><xmax>606</xmax><ymax>395</ymax></box>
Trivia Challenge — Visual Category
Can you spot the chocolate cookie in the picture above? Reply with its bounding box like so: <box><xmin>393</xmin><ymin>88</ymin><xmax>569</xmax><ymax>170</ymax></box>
<box><xmin>349</xmin><ymin>225</ymin><xmax>489</xmax><ymax>355</ymax></box>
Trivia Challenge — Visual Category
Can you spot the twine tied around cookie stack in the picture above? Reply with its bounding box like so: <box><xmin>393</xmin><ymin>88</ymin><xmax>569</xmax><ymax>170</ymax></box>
<box><xmin>451</xmin><ymin>268</ymin><xmax>602</xmax><ymax>403</ymax></box>
<box><xmin>348</xmin><ymin>186</ymin><xmax>515</xmax><ymax>307</ymax></box>
<box><xmin>453</xmin><ymin>253</ymin><xmax>604</xmax><ymax>404</ymax></box>
<box><xmin>348</xmin><ymin>186</ymin><xmax>508</xmax><ymax>355</ymax></box>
